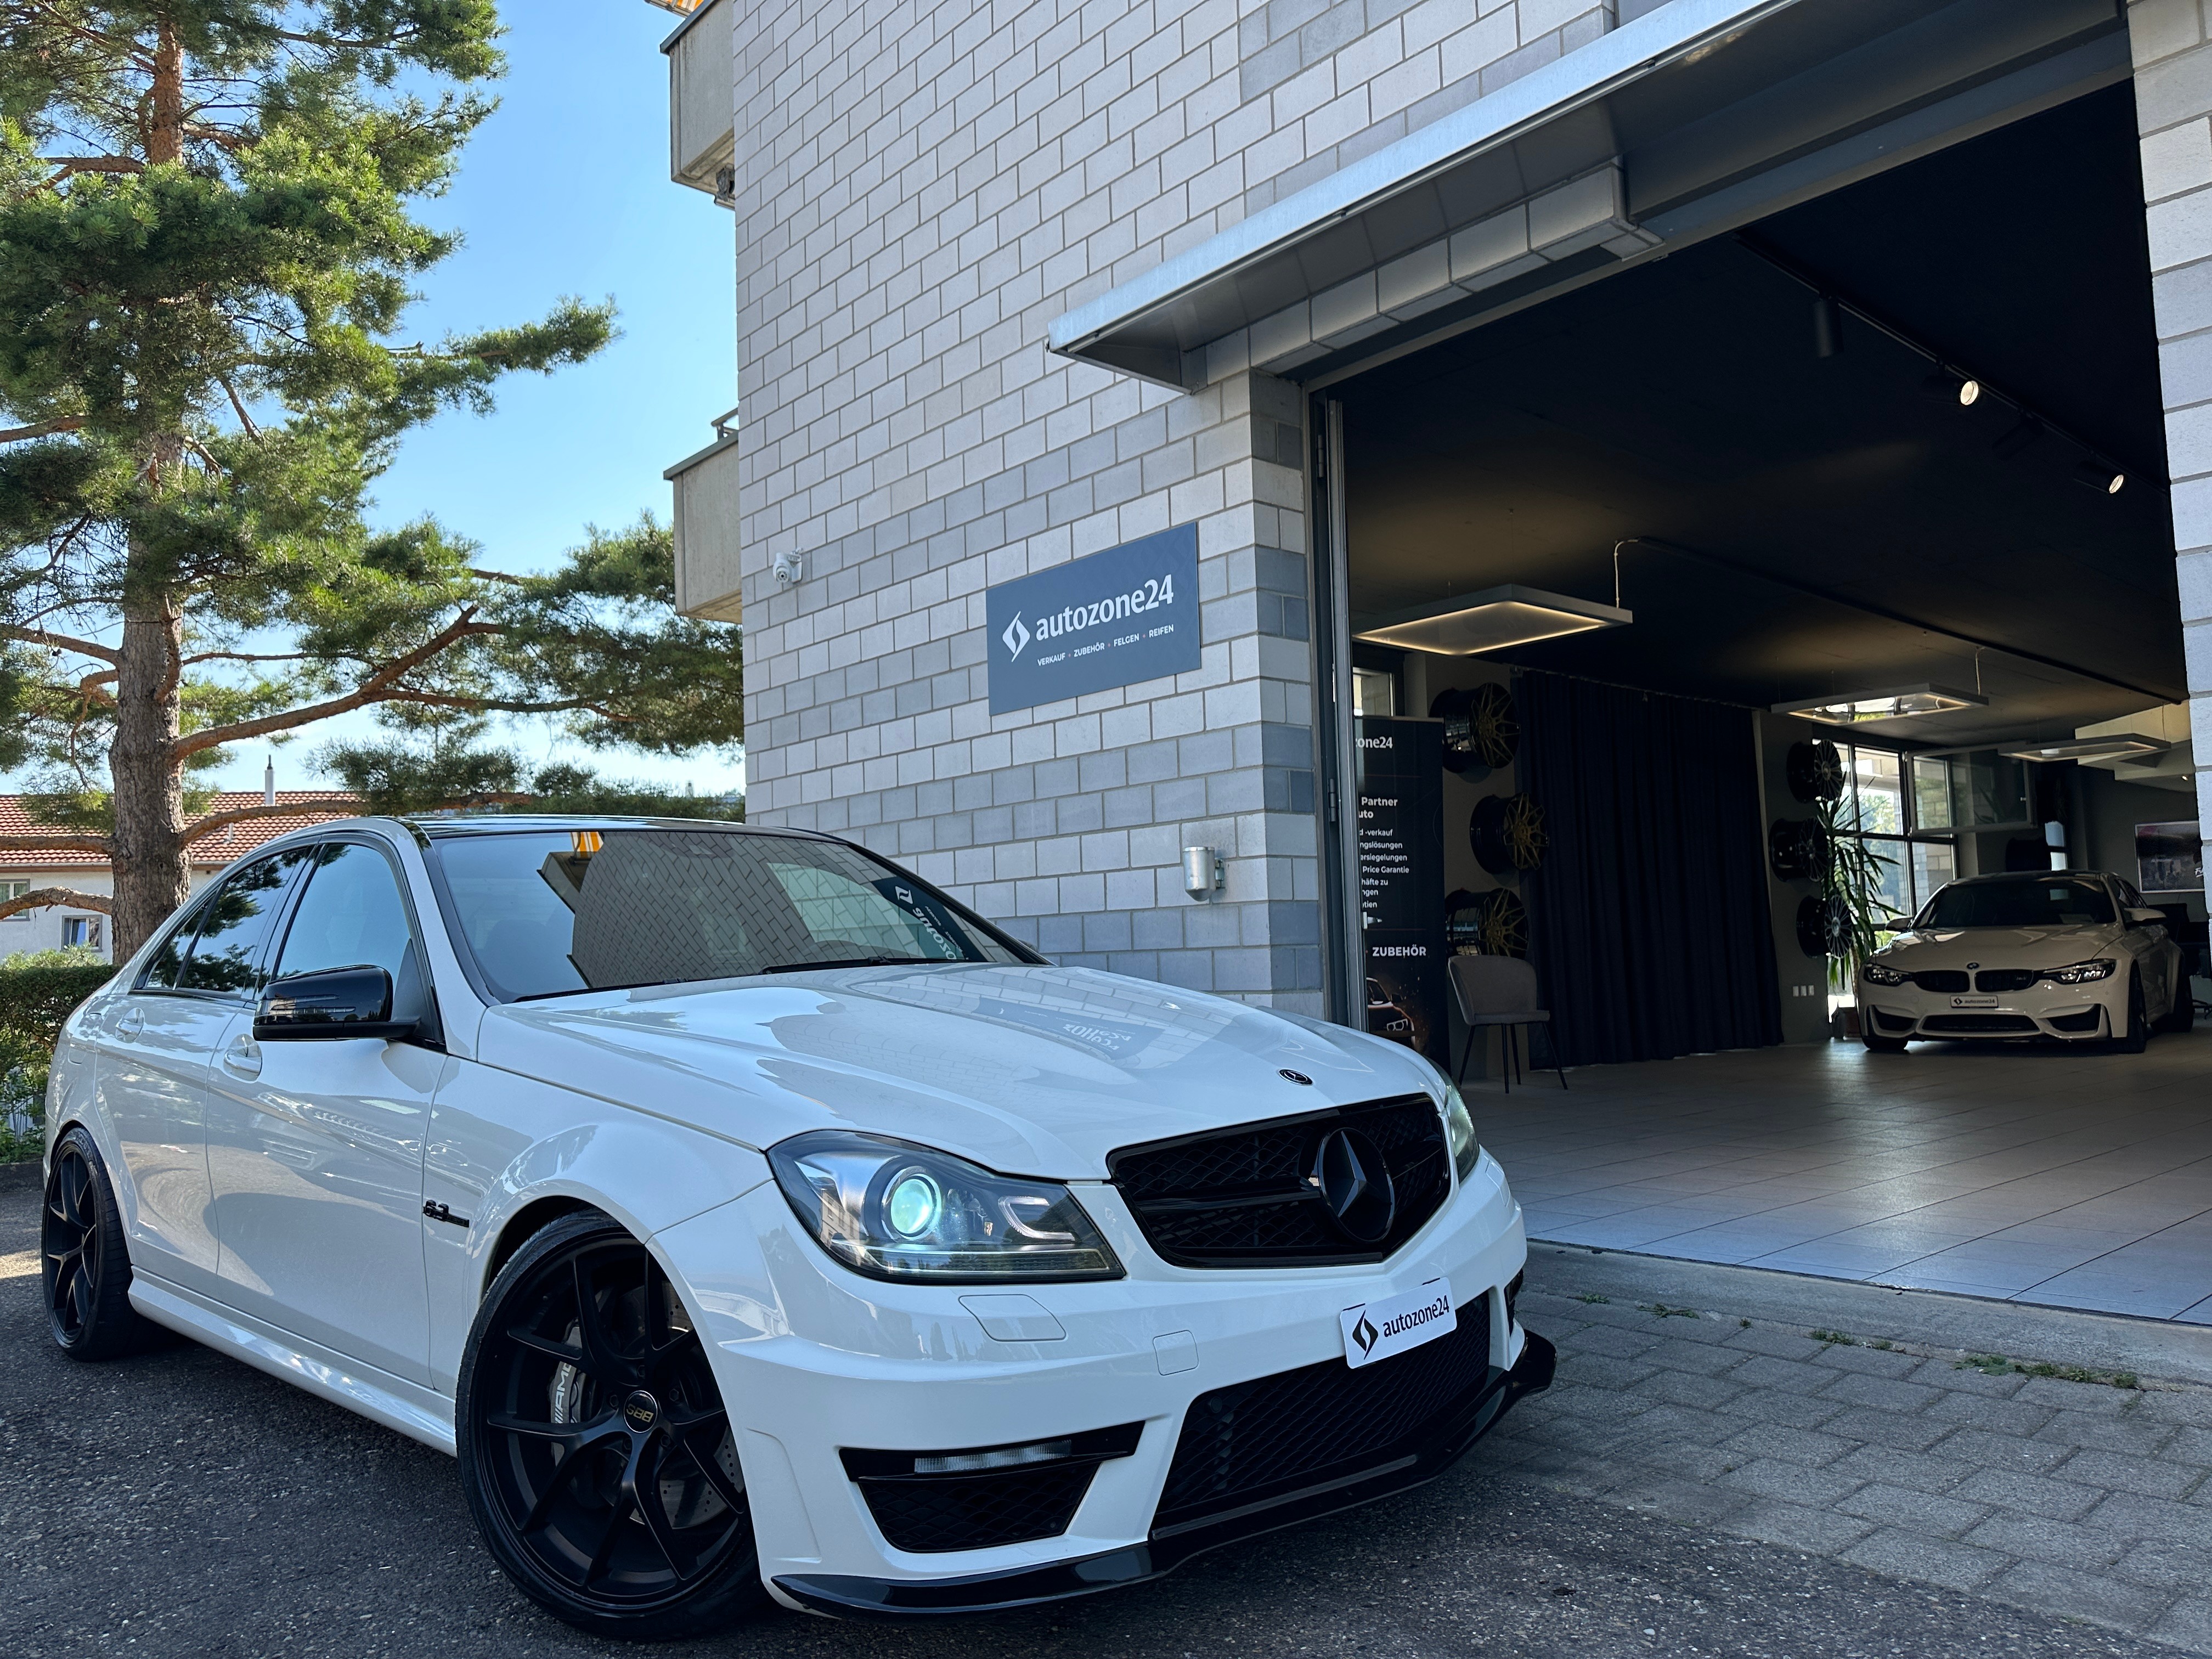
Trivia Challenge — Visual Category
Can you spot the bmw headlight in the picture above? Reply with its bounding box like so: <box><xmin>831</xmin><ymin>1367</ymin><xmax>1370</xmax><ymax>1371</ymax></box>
<box><xmin>1441</xmin><ymin>1083</ymin><xmax>1481</xmax><ymax>1183</ymax></box>
<box><xmin>768</xmin><ymin>1130</ymin><xmax>1124</xmax><ymax>1283</ymax></box>
<box><xmin>2041</xmin><ymin>958</ymin><xmax>2115</xmax><ymax>985</ymax></box>
<box><xmin>1861</xmin><ymin>961</ymin><xmax>1909</xmax><ymax>986</ymax></box>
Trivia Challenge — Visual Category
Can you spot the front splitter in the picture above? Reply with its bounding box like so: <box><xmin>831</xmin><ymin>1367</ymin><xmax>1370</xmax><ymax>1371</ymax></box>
<box><xmin>775</xmin><ymin>1329</ymin><xmax>1558</xmax><ymax>1619</ymax></box>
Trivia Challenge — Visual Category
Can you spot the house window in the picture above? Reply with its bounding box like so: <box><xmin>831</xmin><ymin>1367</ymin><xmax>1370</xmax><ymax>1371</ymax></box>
<box><xmin>0</xmin><ymin>879</ymin><xmax>27</xmax><ymax>917</ymax></box>
<box><xmin>61</xmin><ymin>917</ymin><xmax>101</xmax><ymax>950</ymax></box>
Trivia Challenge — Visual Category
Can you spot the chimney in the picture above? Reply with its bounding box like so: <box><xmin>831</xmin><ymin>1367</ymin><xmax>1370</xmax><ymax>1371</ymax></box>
<box><xmin>263</xmin><ymin>757</ymin><xmax>276</xmax><ymax>808</ymax></box>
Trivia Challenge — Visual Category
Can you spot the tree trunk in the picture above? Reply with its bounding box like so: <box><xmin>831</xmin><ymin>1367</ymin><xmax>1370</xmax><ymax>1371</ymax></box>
<box><xmin>148</xmin><ymin>18</ymin><xmax>184</xmax><ymax>166</ymax></box>
<box><xmin>110</xmin><ymin>586</ymin><xmax>188</xmax><ymax>961</ymax></box>
<box><xmin>108</xmin><ymin>18</ymin><xmax>191</xmax><ymax>962</ymax></box>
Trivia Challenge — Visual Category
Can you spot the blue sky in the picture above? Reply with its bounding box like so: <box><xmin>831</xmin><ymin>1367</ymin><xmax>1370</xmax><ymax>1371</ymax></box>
<box><xmin>213</xmin><ymin>0</ymin><xmax>743</xmax><ymax>797</ymax></box>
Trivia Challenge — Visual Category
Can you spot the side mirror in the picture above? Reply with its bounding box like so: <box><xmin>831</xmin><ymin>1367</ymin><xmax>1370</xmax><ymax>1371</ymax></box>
<box><xmin>2125</xmin><ymin>907</ymin><xmax>2168</xmax><ymax>929</ymax></box>
<box><xmin>255</xmin><ymin>966</ymin><xmax>414</xmax><ymax>1042</ymax></box>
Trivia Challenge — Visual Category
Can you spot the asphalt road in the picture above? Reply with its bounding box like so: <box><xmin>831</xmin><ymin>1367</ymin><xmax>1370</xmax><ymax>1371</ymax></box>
<box><xmin>0</xmin><ymin>1164</ymin><xmax>2181</xmax><ymax>1659</ymax></box>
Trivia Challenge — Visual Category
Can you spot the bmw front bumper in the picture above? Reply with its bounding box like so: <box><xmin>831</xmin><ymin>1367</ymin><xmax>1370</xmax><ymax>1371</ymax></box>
<box><xmin>653</xmin><ymin>1153</ymin><xmax>1542</xmax><ymax>1616</ymax></box>
<box><xmin>1858</xmin><ymin>976</ymin><xmax>2122</xmax><ymax>1040</ymax></box>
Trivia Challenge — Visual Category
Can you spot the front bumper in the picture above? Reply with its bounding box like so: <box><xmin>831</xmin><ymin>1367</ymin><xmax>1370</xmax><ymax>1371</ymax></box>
<box><xmin>776</xmin><ymin>1329</ymin><xmax>1556</xmax><ymax>1616</ymax></box>
<box><xmin>653</xmin><ymin>1151</ymin><xmax>1536</xmax><ymax>1616</ymax></box>
<box><xmin>1859</xmin><ymin>977</ymin><xmax>2120</xmax><ymax>1040</ymax></box>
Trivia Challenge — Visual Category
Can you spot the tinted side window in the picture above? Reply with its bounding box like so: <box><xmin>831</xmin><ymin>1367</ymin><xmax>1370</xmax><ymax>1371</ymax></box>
<box><xmin>274</xmin><ymin>844</ymin><xmax>428</xmax><ymax>1020</ymax></box>
<box><xmin>176</xmin><ymin>853</ymin><xmax>306</xmax><ymax>996</ymax></box>
<box><xmin>143</xmin><ymin>905</ymin><xmax>207</xmax><ymax>990</ymax></box>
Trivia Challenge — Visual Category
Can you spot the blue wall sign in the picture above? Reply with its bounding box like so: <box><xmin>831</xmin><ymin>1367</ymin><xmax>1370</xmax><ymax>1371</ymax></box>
<box><xmin>985</xmin><ymin>523</ymin><xmax>1201</xmax><ymax>714</ymax></box>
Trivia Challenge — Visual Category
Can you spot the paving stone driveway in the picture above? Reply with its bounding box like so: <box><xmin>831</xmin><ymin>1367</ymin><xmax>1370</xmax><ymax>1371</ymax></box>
<box><xmin>1488</xmin><ymin>1252</ymin><xmax>2212</xmax><ymax>1651</ymax></box>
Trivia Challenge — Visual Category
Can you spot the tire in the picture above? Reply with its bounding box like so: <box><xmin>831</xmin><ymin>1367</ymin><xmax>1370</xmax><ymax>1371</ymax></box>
<box><xmin>42</xmin><ymin>1126</ymin><xmax>157</xmax><ymax>1360</ymax></box>
<box><xmin>2113</xmin><ymin>975</ymin><xmax>2149</xmax><ymax>1053</ymax></box>
<box><xmin>2155</xmin><ymin>984</ymin><xmax>2195</xmax><ymax>1035</ymax></box>
<box><xmin>456</xmin><ymin>1211</ymin><xmax>768</xmax><ymax>1641</ymax></box>
<box><xmin>1860</xmin><ymin>1033</ymin><xmax>1909</xmax><ymax>1053</ymax></box>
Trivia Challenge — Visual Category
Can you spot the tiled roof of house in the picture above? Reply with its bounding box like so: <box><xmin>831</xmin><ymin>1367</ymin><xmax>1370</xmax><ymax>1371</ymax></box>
<box><xmin>0</xmin><ymin>792</ymin><xmax>360</xmax><ymax>871</ymax></box>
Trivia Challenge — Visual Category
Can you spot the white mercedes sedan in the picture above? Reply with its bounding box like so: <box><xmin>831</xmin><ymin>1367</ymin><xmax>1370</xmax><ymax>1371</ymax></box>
<box><xmin>1857</xmin><ymin>871</ymin><xmax>2192</xmax><ymax>1052</ymax></box>
<box><xmin>40</xmin><ymin>817</ymin><xmax>1550</xmax><ymax>1638</ymax></box>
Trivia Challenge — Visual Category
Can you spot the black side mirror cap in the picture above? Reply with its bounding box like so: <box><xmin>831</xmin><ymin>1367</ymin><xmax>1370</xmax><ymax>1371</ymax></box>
<box><xmin>255</xmin><ymin>965</ymin><xmax>415</xmax><ymax>1042</ymax></box>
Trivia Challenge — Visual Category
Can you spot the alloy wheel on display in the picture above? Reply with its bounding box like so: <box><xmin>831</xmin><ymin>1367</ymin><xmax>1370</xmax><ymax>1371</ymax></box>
<box><xmin>459</xmin><ymin>1218</ymin><xmax>764</xmax><ymax>1635</ymax></box>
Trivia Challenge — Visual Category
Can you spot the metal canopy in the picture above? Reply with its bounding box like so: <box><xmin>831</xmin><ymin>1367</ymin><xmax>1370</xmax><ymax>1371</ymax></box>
<box><xmin>1046</xmin><ymin>0</ymin><xmax>2126</xmax><ymax>390</ymax></box>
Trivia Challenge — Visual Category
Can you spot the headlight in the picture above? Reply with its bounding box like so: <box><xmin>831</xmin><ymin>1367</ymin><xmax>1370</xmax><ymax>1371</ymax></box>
<box><xmin>1441</xmin><ymin>1083</ymin><xmax>1480</xmax><ymax>1183</ymax></box>
<box><xmin>1861</xmin><ymin>961</ymin><xmax>1909</xmax><ymax>986</ymax></box>
<box><xmin>768</xmin><ymin>1130</ymin><xmax>1123</xmax><ymax>1283</ymax></box>
<box><xmin>2041</xmin><ymin>958</ymin><xmax>2115</xmax><ymax>985</ymax></box>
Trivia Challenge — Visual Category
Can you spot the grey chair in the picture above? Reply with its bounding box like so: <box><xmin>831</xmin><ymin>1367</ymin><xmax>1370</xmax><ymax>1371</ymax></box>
<box><xmin>1448</xmin><ymin>954</ymin><xmax>1567</xmax><ymax>1092</ymax></box>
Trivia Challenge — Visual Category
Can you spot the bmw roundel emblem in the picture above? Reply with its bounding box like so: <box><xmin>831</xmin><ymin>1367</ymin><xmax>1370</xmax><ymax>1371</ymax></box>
<box><xmin>1280</xmin><ymin>1069</ymin><xmax>1312</xmax><ymax>1085</ymax></box>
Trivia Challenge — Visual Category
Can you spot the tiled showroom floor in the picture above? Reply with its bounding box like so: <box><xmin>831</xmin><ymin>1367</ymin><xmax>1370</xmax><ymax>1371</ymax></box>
<box><xmin>1475</xmin><ymin>1025</ymin><xmax>2212</xmax><ymax>1321</ymax></box>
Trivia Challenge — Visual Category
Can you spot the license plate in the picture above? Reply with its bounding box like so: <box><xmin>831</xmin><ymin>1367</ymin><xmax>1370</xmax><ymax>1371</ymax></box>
<box><xmin>1951</xmin><ymin>996</ymin><xmax>1998</xmax><ymax>1008</ymax></box>
<box><xmin>1340</xmin><ymin>1278</ymin><xmax>1455</xmax><ymax>1370</ymax></box>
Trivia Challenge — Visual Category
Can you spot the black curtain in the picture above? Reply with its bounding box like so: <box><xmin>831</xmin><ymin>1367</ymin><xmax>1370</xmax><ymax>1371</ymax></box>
<box><xmin>1518</xmin><ymin>674</ymin><xmax>1782</xmax><ymax>1066</ymax></box>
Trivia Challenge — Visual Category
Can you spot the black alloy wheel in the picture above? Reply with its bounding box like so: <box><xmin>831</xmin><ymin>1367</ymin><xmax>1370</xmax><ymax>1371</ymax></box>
<box><xmin>456</xmin><ymin>1212</ymin><xmax>766</xmax><ymax>1639</ymax></box>
<box><xmin>42</xmin><ymin>1127</ymin><xmax>154</xmax><ymax>1359</ymax></box>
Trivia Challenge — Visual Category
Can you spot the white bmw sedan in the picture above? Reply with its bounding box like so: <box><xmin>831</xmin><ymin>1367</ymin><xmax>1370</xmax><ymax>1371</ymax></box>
<box><xmin>1857</xmin><ymin>871</ymin><xmax>2192</xmax><ymax>1052</ymax></box>
<box><xmin>40</xmin><ymin>817</ymin><xmax>1549</xmax><ymax>1638</ymax></box>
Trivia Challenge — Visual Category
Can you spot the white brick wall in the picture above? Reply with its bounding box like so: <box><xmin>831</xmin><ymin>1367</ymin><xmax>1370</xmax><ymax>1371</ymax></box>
<box><xmin>709</xmin><ymin>0</ymin><xmax>1615</xmax><ymax>1005</ymax></box>
<box><xmin>2131</xmin><ymin>0</ymin><xmax>2212</xmax><ymax>834</ymax></box>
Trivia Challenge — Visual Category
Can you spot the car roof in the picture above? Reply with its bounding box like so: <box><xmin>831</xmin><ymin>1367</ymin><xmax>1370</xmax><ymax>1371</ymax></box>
<box><xmin>400</xmin><ymin>814</ymin><xmax>830</xmax><ymax>842</ymax></box>
<box><xmin>1944</xmin><ymin>871</ymin><xmax>2114</xmax><ymax>887</ymax></box>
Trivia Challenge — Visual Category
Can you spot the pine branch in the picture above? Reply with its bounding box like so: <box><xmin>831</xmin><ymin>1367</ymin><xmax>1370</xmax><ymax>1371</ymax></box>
<box><xmin>0</xmin><ymin>887</ymin><xmax>112</xmax><ymax>921</ymax></box>
<box><xmin>171</xmin><ymin>611</ymin><xmax>498</xmax><ymax>757</ymax></box>
<box><xmin>178</xmin><ymin>797</ymin><xmax>362</xmax><ymax>844</ymax></box>
<box><xmin>0</xmin><ymin>625</ymin><xmax>121</xmax><ymax>665</ymax></box>
<box><xmin>0</xmin><ymin>833</ymin><xmax>112</xmax><ymax>855</ymax></box>
<box><xmin>0</xmin><ymin>415</ymin><xmax>87</xmax><ymax>444</ymax></box>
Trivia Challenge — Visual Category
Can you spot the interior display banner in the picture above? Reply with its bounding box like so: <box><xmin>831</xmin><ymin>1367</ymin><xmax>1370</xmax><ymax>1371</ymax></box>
<box><xmin>985</xmin><ymin>523</ymin><xmax>1202</xmax><ymax>714</ymax></box>
<box><xmin>1356</xmin><ymin>716</ymin><xmax>1448</xmax><ymax>1065</ymax></box>
<box><xmin>2137</xmin><ymin>821</ymin><xmax>2204</xmax><ymax>893</ymax></box>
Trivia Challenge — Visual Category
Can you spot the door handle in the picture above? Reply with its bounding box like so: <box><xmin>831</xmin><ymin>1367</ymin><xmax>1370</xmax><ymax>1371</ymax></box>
<box><xmin>116</xmin><ymin>1006</ymin><xmax>145</xmax><ymax>1040</ymax></box>
<box><xmin>221</xmin><ymin>1035</ymin><xmax>263</xmax><ymax>1080</ymax></box>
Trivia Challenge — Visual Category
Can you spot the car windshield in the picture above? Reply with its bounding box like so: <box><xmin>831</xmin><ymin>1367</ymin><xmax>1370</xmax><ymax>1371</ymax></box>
<box><xmin>425</xmin><ymin>828</ymin><xmax>1030</xmax><ymax>1002</ymax></box>
<box><xmin>1917</xmin><ymin>876</ymin><xmax>2115</xmax><ymax>929</ymax></box>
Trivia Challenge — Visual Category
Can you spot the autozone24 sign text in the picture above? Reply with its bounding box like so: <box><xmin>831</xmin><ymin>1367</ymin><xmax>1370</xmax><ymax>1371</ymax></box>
<box><xmin>984</xmin><ymin>523</ymin><xmax>1201</xmax><ymax>714</ymax></box>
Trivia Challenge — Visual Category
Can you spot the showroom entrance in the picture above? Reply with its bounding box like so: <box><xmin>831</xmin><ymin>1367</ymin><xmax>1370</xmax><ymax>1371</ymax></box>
<box><xmin>1306</xmin><ymin>76</ymin><xmax>2212</xmax><ymax>1317</ymax></box>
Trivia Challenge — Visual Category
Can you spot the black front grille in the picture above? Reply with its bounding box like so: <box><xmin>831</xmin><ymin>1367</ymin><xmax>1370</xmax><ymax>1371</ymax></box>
<box><xmin>857</xmin><ymin>1463</ymin><xmax>1097</xmax><ymax>1553</ymax></box>
<box><xmin>1910</xmin><ymin>970</ymin><xmax>1971</xmax><ymax>992</ymax></box>
<box><xmin>1109</xmin><ymin>1096</ymin><xmax>1451</xmax><ymax>1267</ymax></box>
<box><xmin>1923</xmin><ymin>1013</ymin><xmax>2038</xmax><ymax>1033</ymax></box>
<box><xmin>1976</xmin><ymin>969</ymin><xmax>2040</xmax><ymax>992</ymax></box>
<box><xmin>1153</xmin><ymin>1296</ymin><xmax>1492</xmax><ymax>1533</ymax></box>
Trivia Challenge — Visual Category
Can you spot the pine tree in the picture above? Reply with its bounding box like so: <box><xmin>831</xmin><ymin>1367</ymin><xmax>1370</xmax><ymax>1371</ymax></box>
<box><xmin>0</xmin><ymin>3</ymin><xmax>743</xmax><ymax>954</ymax></box>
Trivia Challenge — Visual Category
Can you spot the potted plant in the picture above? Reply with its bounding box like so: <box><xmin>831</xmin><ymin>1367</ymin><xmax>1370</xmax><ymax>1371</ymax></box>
<box><xmin>1815</xmin><ymin>793</ymin><xmax>1898</xmax><ymax>1034</ymax></box>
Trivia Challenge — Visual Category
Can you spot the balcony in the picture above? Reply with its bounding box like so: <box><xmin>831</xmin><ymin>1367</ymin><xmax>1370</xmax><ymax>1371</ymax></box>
<box><xmin>662</xmin><ymin>0</ymin><xmax>734</xmax><ymax>201</ymax></box>
<box><xmin>664</xmin><ymin>410</ymin><xmax>742</xmax><ymax>623</ymax></box>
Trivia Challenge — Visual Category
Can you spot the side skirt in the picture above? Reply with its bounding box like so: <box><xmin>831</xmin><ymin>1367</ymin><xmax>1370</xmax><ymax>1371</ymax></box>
<box><xmin>129</xmin><ymin>1273</ymin><xmax>458</xmax><ymax>1456</ymax></box>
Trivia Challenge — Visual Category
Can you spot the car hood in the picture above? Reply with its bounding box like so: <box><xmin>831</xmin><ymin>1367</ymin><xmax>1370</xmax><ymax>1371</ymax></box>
<box><xmin>472</xmin><ymin>963</ymin><xmax>1440</xmax><ymax>1178</ymax></box>
<box><xmin>1871</xmin><ymin>923</ymin><xmax>2123</xmax><ymax>969</ymax></box>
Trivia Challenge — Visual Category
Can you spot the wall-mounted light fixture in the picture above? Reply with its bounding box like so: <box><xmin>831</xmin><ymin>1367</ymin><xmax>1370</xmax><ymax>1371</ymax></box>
<box><xmin>1771</xmin><ymin>683</ymin><xmax>1988</xmax><ymax>725</ymax></box>
<box><xmin>1356</xmin><ymin>584</ymin><xmax>1632</xmax><ymax>656</ymax></box>
<box><xmin>1182</xmin><ymin>845</ymin><xmax>1223</xmax><ymax>900</ymax></box>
